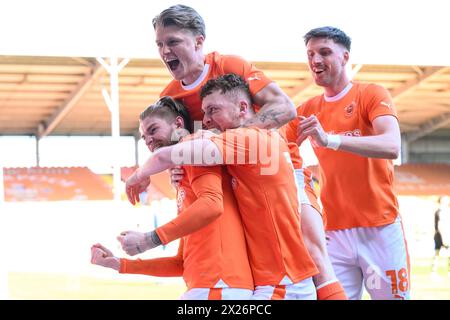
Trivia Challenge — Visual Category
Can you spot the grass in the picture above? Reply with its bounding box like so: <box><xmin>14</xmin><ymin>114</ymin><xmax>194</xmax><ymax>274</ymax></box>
<box><xmin>409</xmin><ymin>258</ymin><xmax>450</xmax><ymax>300</ymax></box>
<box><xmin>4</xmin><ymin>200</ymin><xmax>449</xmax><ymax>300</ymax></box>
<box><xmin>8</xmin><ymin>272</ymin><xmax>186</xmax><ymax>300</ymax></box>
<box><xmin>7</xmin><ymin>258</ymin><xmax>450</xmax><ymax>300</ymax></box>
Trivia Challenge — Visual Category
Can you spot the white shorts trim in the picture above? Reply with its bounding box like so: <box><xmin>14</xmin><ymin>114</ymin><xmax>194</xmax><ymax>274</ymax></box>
<box><xmin>326</xmin><ymin>217</ymin><xmax>410</xmax><ymax>300</ymax></box>
<box><xmin>180</xmin><ymin>287</ymin><xmax>254</xmax><ymax>300</ymax></box>
<box><xmin>294</xmin><ymin>169</ymin><xmax>312</xmax><ymax>205</ymax></box>
<box><xmin>251</xmin><ymin>277</ymin><xmax>316</xmax><ymax>300</ymax></box>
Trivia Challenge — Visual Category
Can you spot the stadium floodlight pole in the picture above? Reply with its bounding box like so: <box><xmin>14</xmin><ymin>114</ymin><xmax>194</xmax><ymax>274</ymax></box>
<box><xmin>134</xmin><ymin>134</ymin><xmax>140</xmax><ymax>167</ymax></box>
<box><xmin>36</xmin><ymin>123</ymin><xmax>45</xmax><ymax>167</ymax></box>
<box><xmin>401</xmin><ymin>136</ymin><xmax>409</xmax><ymax>164</ymax></box>
<box><xmin>97</xmin><ymin>57</ymin><xmax>130</xmax><ymax>201</ymax></box>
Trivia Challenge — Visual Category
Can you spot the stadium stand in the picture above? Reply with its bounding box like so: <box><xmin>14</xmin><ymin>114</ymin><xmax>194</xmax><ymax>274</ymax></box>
<box><xmin>121</xmin><ymin>167</ymin><xmax>175</xmax><ymax>202</ymax></box>
<box><xmin>394</xmin><ymin>163</ymin><xmax>450</xmax><ymax>196</ymax></box>
<box><xmin>3</xmin><ymin>164</ymin><xmax>447</xmax><ymax>202</ymax></box>
<box><xmin>3</xmin><ymin>167</ymin><xmax>113</xmax><ymax>201</ymax></box>
<box><xmin>307</xmin><ymin>163</ymin><xmax>450</xmax><ymax>196</ymax></box>
<box><xmin>2</xmin><ymin>166</ymin><xmax>175</xmax><ymax>203</ymax></box>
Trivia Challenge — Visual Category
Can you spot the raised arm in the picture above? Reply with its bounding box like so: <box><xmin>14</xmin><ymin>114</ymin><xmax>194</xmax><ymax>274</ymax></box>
<box><xmin>220</xmin><ymin>55</ymin><xmax>295</xmax><ymax>129</ymax></box>
<box><xmin>135</xmin><ymin>139</ymin><xmax>222</xmax><ymax>181</ymax></box>
<box><xmin>155</xmin><ymin>169</ymin><xmax>224</xmax><ymax>245</ymax></box>
<box><xmin>244</xmin><ymin>82</ymin><xmax>296</xmax><ymax>129</ymax></box>
<box><xmin>126</xmin><ymin>138</ymin><xmax>222</xmax><ymax>205</ymax></box>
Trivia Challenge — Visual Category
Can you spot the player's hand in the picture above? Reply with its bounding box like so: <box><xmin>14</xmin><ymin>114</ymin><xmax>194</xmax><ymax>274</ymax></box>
<box><xmin>298</xmin><ymin>115</ymin><xmax>328</xmax><ymax>147</ymax></box>
<box><xmin>126</xmin><ymin>170</ymin><xmax>151</xmax><ymax>205</ymax></box>
<box><xmin>296</xmin><ymin>116</ymin><xmax>308</xmax><ymax>146</ymax></box>
<box><xmin>90</xmin><ymin>243</ymin><xmax>120</xmax><ymax>271</ymax></box>
<box><xmin>117</xmin><ymin>230</ymin><xmax>154</xmax><ymax>256</ymax></box>
<box><xmin>169</xmin><ymin>166</ymin><xmax>184</xmax><ymax>188</ymax></box>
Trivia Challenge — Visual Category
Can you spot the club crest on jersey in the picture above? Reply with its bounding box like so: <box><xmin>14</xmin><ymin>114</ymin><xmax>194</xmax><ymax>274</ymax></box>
<box><xmin>177</xmin><ymin>188</ymin><xmax>186</xmax><ymax>211</ymax></box>
<box><xmin>344</xmin><ymin>102</ymin><xmax>356</xmax><ymax>117</ymax></box>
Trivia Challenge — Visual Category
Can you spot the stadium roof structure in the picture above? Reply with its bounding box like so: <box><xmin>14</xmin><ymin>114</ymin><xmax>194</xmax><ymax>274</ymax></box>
<box><xmin>0</xmin><ymin>55</ymin><xmax>449</xmax><ymax>143</ymax></box>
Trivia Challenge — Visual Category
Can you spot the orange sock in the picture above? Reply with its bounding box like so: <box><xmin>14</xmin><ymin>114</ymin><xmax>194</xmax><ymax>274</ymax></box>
<box><xmin>317</xmin><ymin>281</ymin><xmax>348</xmax><ymax>300</ymax></box>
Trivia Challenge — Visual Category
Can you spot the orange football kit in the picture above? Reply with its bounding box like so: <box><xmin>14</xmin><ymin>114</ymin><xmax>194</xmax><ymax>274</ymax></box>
<box><xmin>285</xmin><ymin>82</ymin><xmax>410</xmax><ymax>300</ymax></box>
<box><xmin>121</xmin><ymin>159</ymin><xmax>254</xmax><ymax>299</ymax></box>
<box><xmin>211</xmin><ymin>127</ymin><xmax>319</xmax><ymax>299</ymax></box>
<box><xmin>161</xmin><ymin>51</ymin><xmax>320</xmax><ymax>216</ymax></box>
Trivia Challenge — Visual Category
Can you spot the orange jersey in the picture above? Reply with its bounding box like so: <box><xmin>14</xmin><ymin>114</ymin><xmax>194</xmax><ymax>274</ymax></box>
<box><xmin>161</xmin><ymin>51</ymin><xmax>307</xmax><ymax>174</ymax></box>
<box><xmin>172</xmin><ymin>165</ymin><xmax>253</xmax><ymax>289</ymax></box>
<box><xmin>120</xmin><ymin>239</ymin><xmax>184</xmax><ymax>277</ymax></box>
<box><xmin>122</xmin><ymin>163</ymin><xmax>253</xmax><ymax>290</ymax></box>
<box><xmin>160</xmin><ymin>51</ymin><xmax>272</xmax><ymax>122</ymax></box>
<box><xmin>210</xmin><ymin>127</ymin><xmax>318</xmax><ymax>286</ymax></box>
<box><xmin>285</xmin><ymin>82</ymin><xmax>399</xmax><ymax>230</ymax></box>
<box><xmin>161</xmin><ymin>50</ymin><xmax>313</xmax><ymax>213</ymax></box>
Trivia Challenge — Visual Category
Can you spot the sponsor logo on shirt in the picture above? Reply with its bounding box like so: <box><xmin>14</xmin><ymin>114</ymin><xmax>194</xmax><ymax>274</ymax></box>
<box><xmin>342</xmin><ymin>129</ymin><xmax>361</xmax><ymax>137</ymax></box>
<box><xmin>311</xmin><ymin>129</ymin><xmax>361</xmax><ymax>149</ymax></box>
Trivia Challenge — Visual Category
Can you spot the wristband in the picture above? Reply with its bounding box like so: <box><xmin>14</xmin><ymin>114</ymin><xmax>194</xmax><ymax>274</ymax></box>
<box><xmin>145</xmin><ymin>230</ymin><xmax>162</xmax><ymax>249</ymax></box>
<box><xmin>326</xmin><ymin>134</ymin><xmax>341</xmax><ymax>150</ymax></box>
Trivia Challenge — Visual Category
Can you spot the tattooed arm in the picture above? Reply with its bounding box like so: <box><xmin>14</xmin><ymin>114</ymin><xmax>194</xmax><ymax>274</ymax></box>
<box><xmin>243</xmin><ymin>82</ymin><xmax>296</xmax><ymax>129</ymax></box>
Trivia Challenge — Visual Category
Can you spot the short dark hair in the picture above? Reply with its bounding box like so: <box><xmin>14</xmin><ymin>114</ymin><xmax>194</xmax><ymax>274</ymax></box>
<box><xmin>152</xmin><ymin>4</ymin><xmax>206</xmax><ymax>38</ymax></box>
<box><xmin>140</xmin><ymin>96</ymin><xmax>193</xmax><ymax>133</ymax></box>
<box><xmin>200</xmin><ymin>73</ymin><xmax>252</xmax><ymax>104</ymax></box>
<box><xmin>304</xmin><ymin>26</ymin><xmax>351</xmax><ymax>51</ymax></box>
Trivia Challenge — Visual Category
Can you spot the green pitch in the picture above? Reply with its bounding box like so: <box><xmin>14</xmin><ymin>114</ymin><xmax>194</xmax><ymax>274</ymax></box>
<box><xmin>8</xmin><ymin>258</ymin><xmax>450</xmax><ymax>300</ymax></box>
